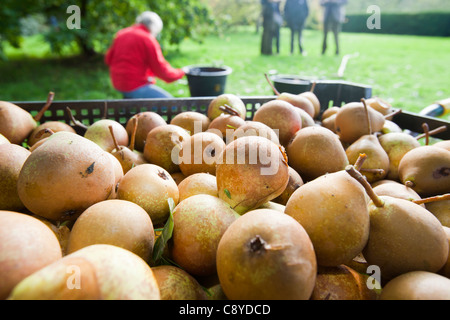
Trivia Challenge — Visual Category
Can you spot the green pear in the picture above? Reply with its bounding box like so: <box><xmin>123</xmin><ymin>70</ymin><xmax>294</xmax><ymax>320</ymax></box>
<box><xmin>378</xmin><ymin>132</ymin><xmax>420</xmax><ymax>180</ymax></box>
<box><xmin>287</xmin><ymin>126</ymin><xmax>349</xmax><ymax>181</ymax></box>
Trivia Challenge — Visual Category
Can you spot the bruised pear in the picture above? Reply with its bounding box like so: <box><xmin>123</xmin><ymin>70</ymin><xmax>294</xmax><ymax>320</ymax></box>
<box><xmin>216</xmin><ymin>209</ymin><xmax>317</xmax><ymax>300</ymax></box>
<box><xmin>8</xmin><ymin>244</ymin><xmax>160</xmax><ymax>300</ymax></box>
<box><xmin>398</xmin><ymin>146</ymin><xmax>450</xmax><ymax>196</ymax></box>
<box><xmin>17</xmin><ymin>132</ymin><xmax>115</xmax><ymax>222</ymax></box>
<box><xmin>216</xmin><ymin>136</ymin><xmax>289</xmax><ymax>214</ymax></box>
<box><xmin>67</xmin><ymin>199</ymin><xmax>155</xmax><ymax>261</ymax></box>
<box><xmin>0</xmin><ymin>144</ymin><xmax>31</xmax><ymax>211</ymax></box>
<box><xmin>346</xmin><ymin>166</ymin><xmax>449</xmax><ymax>281</ymax></box>
<box><xmin>0</xmin><ymin>211</ymin><xmax>62</xmax><ymax>300</ymax></box>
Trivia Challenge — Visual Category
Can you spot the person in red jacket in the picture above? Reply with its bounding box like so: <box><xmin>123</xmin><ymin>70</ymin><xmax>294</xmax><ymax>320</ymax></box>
<box><xmin>105</xmin><ymin>11</ymin><xmax>186</xmax><ymax>99</ymax></box>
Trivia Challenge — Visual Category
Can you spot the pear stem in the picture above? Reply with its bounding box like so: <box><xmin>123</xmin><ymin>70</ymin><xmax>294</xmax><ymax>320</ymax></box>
<box><xmin>415</xmin><ymin>125</ymin><xmax>447</xmax><ymax>141</ymax></box>
<box><xmin>345</xmin><ymin>165</ymin><xmax>385</xmax><ymax>208</ymax></box>
<box><xmin>310</xmin><ymin>81</ymin><xmax>316</xmax><ymax>93</ymax></box>
<box><xmin>129</xmin><ymin>116</ymin><xmax>138</xmax><ymax>151</ymax></box>
<box><xmin>65</xmin><ymin>107</ymin><xmax>88</xmax><ymax>130</ymax></box>
<box><xmin>219</xmin><ymin>104</ymin><xmax>240</xmax><ymax>116</ymax></box>
<box><xmin>109</xmin><ymin>125</ymin><xmax>121</xmax><ymax>151</ymax></box>
<box><xmin>361</xmin><ymin>98</ymin><xmax>372</xmax><ymax>135</ymax></box>
<box><xmin>264</xmin><ymin>73</ymin><xmax>280</xmax><ymax>96</ymax></box>
<box><xmin>413</xmin><ymin>193</ymin><xmax>450</xmax><ymax>205</ymax></box>
<box><xmin>384</xmin><ymin>109</ymin><xmax>402</xmax><ymax>119</ymax></box>
<box><xmin>33</xmin><ymin>91</ymin><xmax>55</xmax><ymax>122</ymax></box>
<box><xmin>354</xmin><ymin>153</ymin><xmax>367</xmax><ymax>171</ymax></box>
<box><xmin>360</xmin><ymin>168</ymin><xmax>385</xmax><ymax>176</ymax></box>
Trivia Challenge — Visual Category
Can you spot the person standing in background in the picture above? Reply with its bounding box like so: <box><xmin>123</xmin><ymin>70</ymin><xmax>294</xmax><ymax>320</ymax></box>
<box><xmin>320</xmin><ymin>0</ymin><xmax>348</xmax><ymax>55</ymax></box>
<box><xmin>105</xmin><ymin>11</ymin><xmax>186</xmax><ymax>99</ymax></box>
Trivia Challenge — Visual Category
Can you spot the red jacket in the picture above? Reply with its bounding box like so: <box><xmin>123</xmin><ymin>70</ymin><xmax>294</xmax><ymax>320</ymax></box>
<box><xmin>105</xmin><ymin>24</ymin><xmax>185</xmax><ymax>92</ymax></box>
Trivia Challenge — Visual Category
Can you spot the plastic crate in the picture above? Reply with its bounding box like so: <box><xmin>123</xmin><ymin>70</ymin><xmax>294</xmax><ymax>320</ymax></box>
<box><xmin>12</xmin><ymin>94</ymin><xmax>450</xmax><ymax>140</ymax></box>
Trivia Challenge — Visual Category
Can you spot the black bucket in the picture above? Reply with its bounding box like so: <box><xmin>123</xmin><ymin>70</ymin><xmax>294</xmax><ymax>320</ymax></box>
<box><xmin>271</xmin><ymin>75</ymin><xmax>312</xmax><ymax>94</ymax></box>
<box><xmin>186</xmin><ymin>66</ymin><xmax>232</xmax><ymax>97</ymax></box>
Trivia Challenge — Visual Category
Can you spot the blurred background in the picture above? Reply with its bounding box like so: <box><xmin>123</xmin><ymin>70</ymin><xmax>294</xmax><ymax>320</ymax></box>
<box><xmin>1</xmin><ymin>0</ymin><xmax>449</xmax><ymax>119</ymax></box>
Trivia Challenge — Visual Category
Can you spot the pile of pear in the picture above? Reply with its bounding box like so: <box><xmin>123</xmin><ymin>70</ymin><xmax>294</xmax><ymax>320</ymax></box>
<box><xmin>0</xmin><ymin>87</ymin><xmax>449</xmax><ymax>301</ymax></box>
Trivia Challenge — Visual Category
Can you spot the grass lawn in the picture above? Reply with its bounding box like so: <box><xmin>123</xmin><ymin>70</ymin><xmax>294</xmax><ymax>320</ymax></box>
<box><xmin>1</xmin><ymin>27</ymin><xmax>449</xmax><ymax>121</ymax></box>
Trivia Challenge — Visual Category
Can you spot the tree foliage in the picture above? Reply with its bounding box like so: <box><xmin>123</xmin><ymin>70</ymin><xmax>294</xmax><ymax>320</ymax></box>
<box><xmin>0</xmin><ymin>0</ymin><xmax>214</xmax><ymax>58</ymax></box>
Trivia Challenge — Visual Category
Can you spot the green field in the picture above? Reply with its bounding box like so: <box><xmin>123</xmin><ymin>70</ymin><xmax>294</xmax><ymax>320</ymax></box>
<box><xmin>1</xmin><ymin>27</ymin><xmax>449</xmax><ymax>120</ymax></box>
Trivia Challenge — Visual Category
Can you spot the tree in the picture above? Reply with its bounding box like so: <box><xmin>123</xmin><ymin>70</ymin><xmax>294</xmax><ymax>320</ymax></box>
<box><xmin>0</xmin><ymin>0</ymin><xmax>214</xmax><ymax>58</ymax></box>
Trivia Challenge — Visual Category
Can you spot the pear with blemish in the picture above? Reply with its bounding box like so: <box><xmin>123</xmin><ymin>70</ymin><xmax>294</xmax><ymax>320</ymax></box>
<box><xmin>345</xmin><ymin>99</ymin><xmax>389</xmax><ymax>183</ymax></box>
<box><xmin>398</xmin><ymin>146</ymin><xmax>450</xmax><ymax>196</ymax></box>
<box><xmin>67</xmin><ymin>107</ymin><xmax>128</xmax><ymax>153</ymax></box>
<box><xmin>17</xmin><ymin>131</ymin><xmax>115</xmax><ymax>222</ymax></box>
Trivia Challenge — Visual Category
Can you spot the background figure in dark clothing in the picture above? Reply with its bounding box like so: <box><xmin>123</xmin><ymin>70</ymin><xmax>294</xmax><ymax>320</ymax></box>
<box><xmin>284</xmin><ymin>0</ymin><xmax>309</xmax><ymax>55</ymax></box>
<box><xmin>321</xmin><ymin>0</ymin><xmax>347</xmax><ymax>55</ymax></box>
<box><xmin>261</xmin><ymin>0</ymin><xmax>283</xmax><ymax>55</ymax></box>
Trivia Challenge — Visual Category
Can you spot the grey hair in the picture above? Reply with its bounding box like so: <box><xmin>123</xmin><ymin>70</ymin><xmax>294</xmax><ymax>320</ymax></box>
<box><xmin>136</xmin><ymin>11</ymin><xmax>163</xmax><ymax>36</ymax></box>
